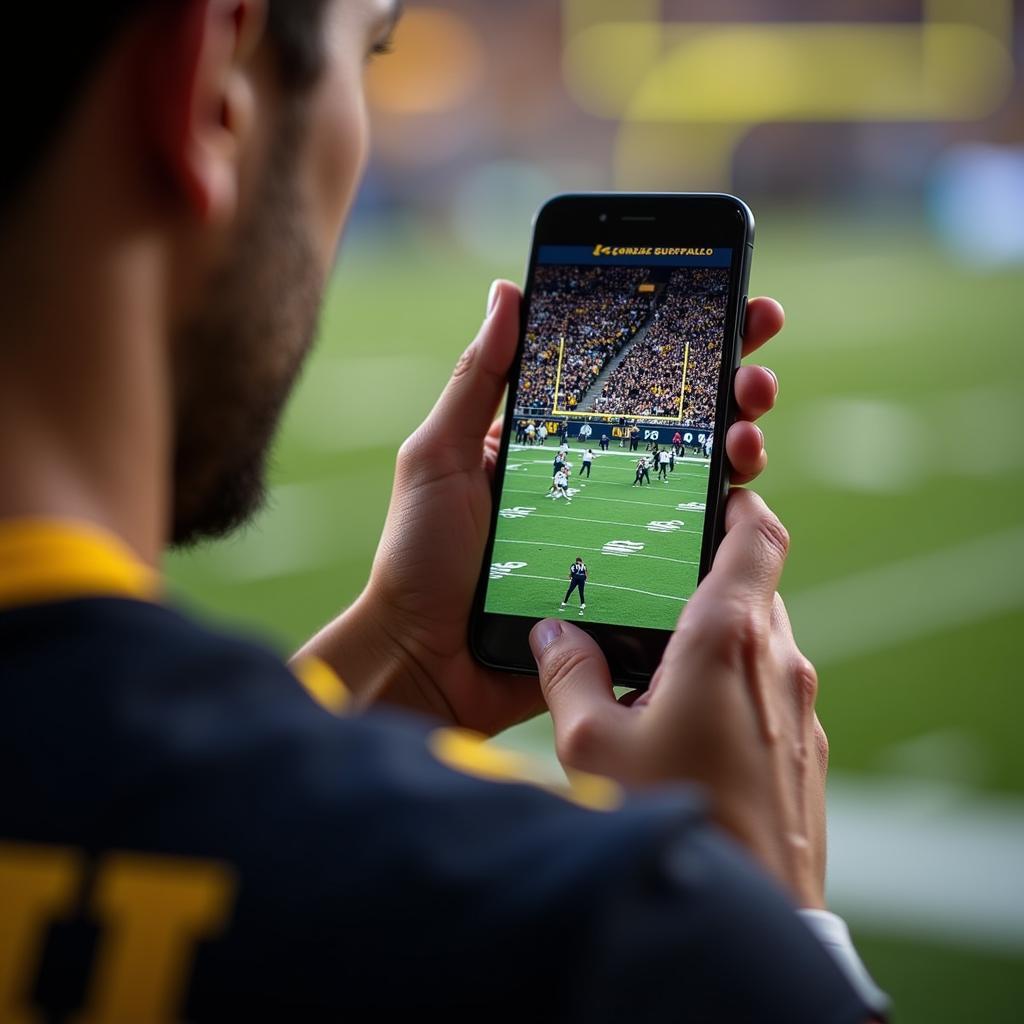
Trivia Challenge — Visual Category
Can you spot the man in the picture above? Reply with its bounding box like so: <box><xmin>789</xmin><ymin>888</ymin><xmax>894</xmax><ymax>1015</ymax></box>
<box><xmin>579</xmin><ymin>448</ymin><xmax>594</xmax><ymax>478</ymax></box>
<box><xmin>632</xmin><ymin>456</ymin><xmax>648</xmax><ymax>487</ymax></box>
<box><xmin>560</xmin><ymin>557</ymin><xmax>588</xmax><ymax>614</ymax></box>
<box><xmin>630</xmin><ymin>424</ymin><xmax>640</xmax><ymax>451</ymax></box>
<box><xmin>548</xmin><ymin>452</ymin><xmax>566</xmax><ymax>496</ymax></box>
<box><xmin>658</xmin><ymin>447</ymin><xmax>671</xmax><ymax>481</ymax></box>
<box><xmin>525</xmin><ymin>420</ymin><xmax>536</xmax><ymax>445</ymax></box>
<box><xmin>537</xmin><ymin>423</ymin><xmax>548</xmax><ymax>445</ymax></box>
<box><xmin>0</xmin><ymin>2</ymin><xmax>885</xmax><ymax>1021</ymax></box>
<box><xmin>551</xmin><ymin>468</ymin><xmax>572</xmax><ymax>502</ymax></box>
<box><xmin>673</xmin><ymin>430</ymin><xmax>683</xmax><ymax>455</ymax></box>
<box><xmin>600</xmin><ymin>431</ymin><xmax>609</xmax><ymax>451</ymax></box>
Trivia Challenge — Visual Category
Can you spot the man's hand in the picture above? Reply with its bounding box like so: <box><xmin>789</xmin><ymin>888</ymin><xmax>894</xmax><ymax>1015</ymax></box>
<box><xmin>295</xmin><ymin>282</ymin><xmax>786</xmax><ymax>737</ymax></box>
<box><xmin>529</xmin><ymin>489</ymin><xmax>828</xmax><ymax>909</ymax></box>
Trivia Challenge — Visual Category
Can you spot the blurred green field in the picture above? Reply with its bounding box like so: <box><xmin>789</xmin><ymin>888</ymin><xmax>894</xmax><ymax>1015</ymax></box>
<box><xmin>485</xmin><ymin>446</ymin><xmax>707</xmax><ymax>628</ymax></box>
<box><xmin>166</xmin><ymin>211</ymin><xmax>1024</xmax><ymax>1021</ymax></box>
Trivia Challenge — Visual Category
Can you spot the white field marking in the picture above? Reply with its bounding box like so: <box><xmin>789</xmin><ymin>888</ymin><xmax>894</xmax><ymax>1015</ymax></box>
<box><xmin>825</xmin><ymin>775</ymin><xmax>1024</xmax><ymax>954</ymax></box>
<box><xmin>498</xmin><ymin>506</ymin><xmax>536</xmax><ymax>519</ymax></box>
<box><xmin>506</xmin><ymin>572</ymin><xmax>688</xmax><ymax>603</ymax></box>
<box><xmin>489</xmin><ymin>560</ymin><xmax>527</xmax><ymax>581</ymax></box>
<box><xmin>646</xmin><ymin>520</ymin><xmax>687</xmax><ymax>534</ymax></box>
<box><xmin>515</xmin><ymin>468</ymin><xmax>709</xmax><ymax>492</ymax></box>
<box><xmin>602</xmin><ymin>540</ymin><xmax>646</xmax><ymax>557</ymax></box>
<box><xmin>509</xmin><ymin>454</ymin><xmax>708</xmax><ymax>480</ymax></box>
<box><xmin>524</xmin><ymin>512</ymin><xmax>703</xmax><ymax>536</ymax></box>
<box><xmin>787</xmin><ymin>524</ymin><xmax>1024</xmax><ymax>669</ymax></box>
<box><xmin>512</xmin><ymin>444</ymin><xmax>710</xmax><ymax>466</ymax></box>
<box><xmin>489</xmin><ymin>715</ymin><xmax>1024</xmax><ymax>956</ymax></box>
<box><xmin>502</xmin><ymin>488</ymin><xmax>706</xmax><ymax>512</ymax></box>
<box><xmin>605</xmin><ymin>479</ymin><xmax>709</xmax><ymax>494</ymax></box>
<box><xmin>494</xmin><ymin>538</ymin><xmax>698</xmax><ymax>566</ymax></box>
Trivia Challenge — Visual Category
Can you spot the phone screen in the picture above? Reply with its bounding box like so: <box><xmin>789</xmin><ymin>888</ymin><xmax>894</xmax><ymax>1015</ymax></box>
<box><xmin>483</xmin><ymin>242</ymin><xmax>736</xmax><ymax>632</ymax></box>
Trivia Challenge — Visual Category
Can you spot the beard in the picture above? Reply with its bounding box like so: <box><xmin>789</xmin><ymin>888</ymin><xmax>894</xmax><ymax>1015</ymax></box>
<box><xmin>170</xmin><ymin>110</ymin><xmax>324</xmax><ymax>548</ymax></box>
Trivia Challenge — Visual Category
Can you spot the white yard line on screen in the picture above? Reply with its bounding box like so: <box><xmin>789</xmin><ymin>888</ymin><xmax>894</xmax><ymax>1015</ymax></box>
<box><xmin>494</xmin><ymin>538</ymin><xmax>698</xmax><ymax>566</ymax></box>
<box><xmin>505</xmin><ymin>572</ymin><xmax>688</xmax><ymax>603</ymax></box>
<box><xmin>519</xmin><ymin>473</ymin><xmax>708</xmax><ymax>496</ymax></box>
<box><xmin>525</xmin><ymin>512</ymin><xmax>703</xmax><ymax>535</ymax></box>
<box><xmin>502</xmin><ymin>488</ymin><xmax>706</xmax><ymax>513</ymax></box>
<box><xmin>599</xmin><ymin>479</ymin><xmax>709</xmax><ymax>493</ymax></box>
<box><xmin>510</xmin><ymin>445</ymin><xmax>711</xmax><ymax>468</ymax></box>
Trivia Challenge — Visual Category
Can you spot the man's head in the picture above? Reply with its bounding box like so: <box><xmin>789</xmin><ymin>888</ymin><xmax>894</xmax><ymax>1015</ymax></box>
<box><xmin>575</xmin><ymin>557</ymin><xmax>582</xmax><ymax>565</ymax></box>
<box><xmin>2</xmin><ymin>0</ymin><xmax>401</xmax><ymax>546</ymax></box>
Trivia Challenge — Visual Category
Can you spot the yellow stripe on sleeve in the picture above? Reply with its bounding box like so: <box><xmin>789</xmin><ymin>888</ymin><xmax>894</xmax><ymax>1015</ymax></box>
<box><xmin>429</xmin><ymin>727</ymin><xmax>623</xmax><ymax>812</ymax></box>
<box><xmin>292</xmin><ymin>657</ymin><xmax>351</xmax><ymax>715</ymax></box>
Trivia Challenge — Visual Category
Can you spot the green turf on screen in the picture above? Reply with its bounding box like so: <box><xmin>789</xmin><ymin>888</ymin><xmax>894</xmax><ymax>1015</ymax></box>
<box><xmin>485</xmin><ymin>445</ymin><xmax>709</xmax><ymax>629</ymax></box>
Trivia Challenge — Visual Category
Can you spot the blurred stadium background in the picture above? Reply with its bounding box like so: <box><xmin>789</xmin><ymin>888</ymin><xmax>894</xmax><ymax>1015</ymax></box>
<box><xmin>167</xmin><ymin>2</ymin><xmax>1024</xmax><ymax>1019</ymax></box>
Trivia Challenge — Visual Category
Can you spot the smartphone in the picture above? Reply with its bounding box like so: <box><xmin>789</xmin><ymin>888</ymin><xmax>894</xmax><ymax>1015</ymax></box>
<box><xmin>470</xmin><ymin>193</ymin><xmax>754</xmax><ymax>686</ymax></box>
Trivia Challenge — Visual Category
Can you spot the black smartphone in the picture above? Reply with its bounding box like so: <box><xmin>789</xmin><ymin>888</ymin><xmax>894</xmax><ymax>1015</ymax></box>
<box><xmin>470</xmin><ymin>192</ymin><xmax>754</xmax><ymax>686</ymax></box>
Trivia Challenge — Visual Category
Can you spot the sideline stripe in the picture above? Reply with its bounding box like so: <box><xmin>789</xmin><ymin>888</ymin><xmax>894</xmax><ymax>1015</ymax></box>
<box><xmin>494</xmin><ymin>537</ymin><xmax>699</xmax><ymax>566</ymax></box>
<box><xmin>516</xmin><ymin>475</ymin><xmax>709</xmax><ymax>497</ymax></box>
<box><xmin>521</xmin><ymin>512</ymin><xmax>703</xmax><ymax>536</ymax></box>
<box><xmin>502</xmin><ymin>488</ymin><xmax>706</xmax><ymax>513</ymax></box>
<box><xmin>494</xmin><ymin>571</ymin><xmax>688</xmax><ymax>604</ymax></box>
<box><xmin>510</xmin><ymin>444</ymin><xmax>711</xmax><ymax>468</ymax></box>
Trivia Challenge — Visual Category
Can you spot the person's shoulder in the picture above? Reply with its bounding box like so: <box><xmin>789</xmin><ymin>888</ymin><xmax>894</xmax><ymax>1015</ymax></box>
<box><xmin>0</xmin><ymin>596</ymin><xmax>302</xmax><ymax>709</ymax></box>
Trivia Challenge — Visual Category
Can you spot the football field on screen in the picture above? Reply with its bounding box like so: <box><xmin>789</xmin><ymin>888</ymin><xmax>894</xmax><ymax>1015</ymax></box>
<box><xmin>486</xmin><ymin>446</ymin><xmax>709</xmax><ymax>629</ymax></box>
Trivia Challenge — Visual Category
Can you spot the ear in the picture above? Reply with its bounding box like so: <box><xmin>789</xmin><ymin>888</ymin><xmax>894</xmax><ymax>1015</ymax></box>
<box><xmin>146</xmin><ymin>0</ymin><xmax>269</xmax><ymax>225</ymax></box>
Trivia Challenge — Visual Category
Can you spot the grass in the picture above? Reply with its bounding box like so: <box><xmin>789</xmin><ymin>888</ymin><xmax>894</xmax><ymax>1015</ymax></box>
<box><xmin>165</xmin><ymin>210</ymin><xmax>1024</xmax><ymax>1020</ymax></box>
<box><xmin>486</xmin><ymin>445</ymin><xmax>707</xmax><ymax>629</ymax></box>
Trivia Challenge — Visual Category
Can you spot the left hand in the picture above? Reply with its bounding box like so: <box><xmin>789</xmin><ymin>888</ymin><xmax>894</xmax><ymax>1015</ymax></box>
<box><xmin>297</xmin><ymin>281</ymin><xmax>785</xmax><ymax>735</ymax></box>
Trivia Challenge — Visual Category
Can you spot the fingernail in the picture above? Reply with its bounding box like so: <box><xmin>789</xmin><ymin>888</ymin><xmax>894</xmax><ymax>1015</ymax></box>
<box><xmin>530</xmin><ymin>619</ymin><xmax>561</xmax><ymax>658</ymax></box>
<box><xmin>755</xmin><ymin>425</ymin><xmax>765</xmax><ymax>448</ymax></box>
<box><xmin>765</xmin><ymin>367</ymin><xmax>779</xmax><ymax>395</ymax></box>
<box><xmin>486</xmin><ymin>280</ymin><xmax>501</xmax><ymax>317</ymax></box>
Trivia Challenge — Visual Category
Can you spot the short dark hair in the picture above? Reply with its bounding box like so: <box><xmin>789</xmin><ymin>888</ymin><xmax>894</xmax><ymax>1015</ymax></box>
<box><xmin>2</xmin><ymin>1</ymin><xmax>329</xmax><ymax>218</ymax></box>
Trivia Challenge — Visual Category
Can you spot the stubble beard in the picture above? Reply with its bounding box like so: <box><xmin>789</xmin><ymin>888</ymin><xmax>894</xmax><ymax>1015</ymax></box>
<box><xmin>170</xmin><ymin>109</ymin><xmax>325</xmax><ymax>548</ymax></box>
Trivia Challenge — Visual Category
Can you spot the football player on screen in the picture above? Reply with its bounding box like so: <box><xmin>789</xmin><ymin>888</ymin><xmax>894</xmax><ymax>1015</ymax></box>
<box><xmin>560</xmin><ymin>557</ymin><xmax>588</xmax><ymax>614</ymax></box>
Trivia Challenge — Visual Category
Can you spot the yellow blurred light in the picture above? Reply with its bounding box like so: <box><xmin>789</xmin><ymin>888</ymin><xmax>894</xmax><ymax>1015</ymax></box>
<box><xmin>367</xmin><ymin>8</ymin><xmax>485</xmax><ymax>116</ymax></box>
<box><xmin>560</xmin><ymin>0</ymin><xmax>1016</xmax><ymax>188</ymax></box>
<box><xmin>566</xmin><ymin>21</ymin><xmax>1013</xmax><ymax>123</ymax></box>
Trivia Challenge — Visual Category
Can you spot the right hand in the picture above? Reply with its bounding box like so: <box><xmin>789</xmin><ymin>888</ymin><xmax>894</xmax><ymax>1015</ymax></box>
<box><xmin>529</xmin><ymin>489</ymin><xmax>828</xmax><ymax>909</ymax></box>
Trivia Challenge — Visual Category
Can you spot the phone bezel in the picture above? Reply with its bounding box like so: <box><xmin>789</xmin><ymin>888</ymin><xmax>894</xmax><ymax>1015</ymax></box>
<box><xmin>469</xmin><ymin>192</ymin><xmax>754</xmax><ymax>686</ymax></box>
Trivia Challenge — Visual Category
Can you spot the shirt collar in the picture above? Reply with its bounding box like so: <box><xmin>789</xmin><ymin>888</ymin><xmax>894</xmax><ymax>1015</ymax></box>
<box><xmin>0</xmin><ymin>519</ymin><xmax>160</xmax><ymax>610</ymax></box>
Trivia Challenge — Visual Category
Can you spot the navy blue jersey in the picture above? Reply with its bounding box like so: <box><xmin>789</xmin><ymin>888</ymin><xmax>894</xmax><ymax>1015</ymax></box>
<box><xmin>569</xmin><ymin>562</ymin><xmax>587</xmax><ymax>581</ymax></box>
<box><xmin>0</xmin><ymin>521</ymin><xmax>872</xmax><ymax>1022</ymax></box>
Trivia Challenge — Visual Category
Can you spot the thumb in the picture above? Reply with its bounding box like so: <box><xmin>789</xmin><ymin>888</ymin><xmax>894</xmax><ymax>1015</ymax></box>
<box><xmin>530</xmin><ymin>619</ymin><xmax>624</xmax><ymax>773</ymax></box>
<box><xmin>421</xmin><ymin>279</ymin><xmax>521</xmax><ymax>468</ymax></box>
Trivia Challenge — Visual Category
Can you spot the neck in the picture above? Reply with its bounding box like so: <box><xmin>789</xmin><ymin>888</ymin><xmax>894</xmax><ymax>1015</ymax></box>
<box><xmin>0</xmin><ymin>223</ymin><xmax>171</xmax><ymax>568</ymax></box>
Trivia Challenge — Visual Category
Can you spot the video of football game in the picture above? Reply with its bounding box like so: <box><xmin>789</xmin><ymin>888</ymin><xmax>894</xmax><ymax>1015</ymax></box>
<box><xmin>484</xmin><ymin>244</ymin><xmax>734</xmax><ymax>631</ymax></box>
